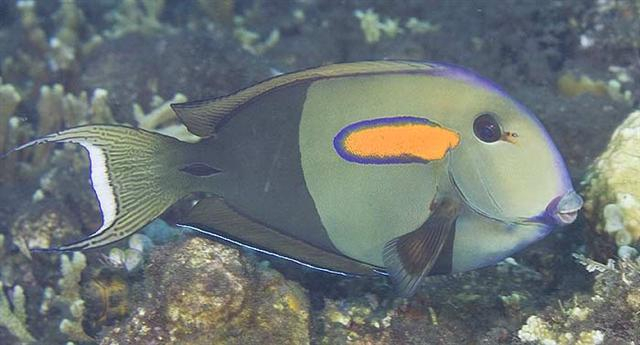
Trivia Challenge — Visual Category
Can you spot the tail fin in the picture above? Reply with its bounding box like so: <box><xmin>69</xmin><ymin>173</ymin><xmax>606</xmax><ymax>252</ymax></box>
<box><xmin>5</xmin><ymin>125</ymin><xmax>215</xmax><ymax>251</ymax></box>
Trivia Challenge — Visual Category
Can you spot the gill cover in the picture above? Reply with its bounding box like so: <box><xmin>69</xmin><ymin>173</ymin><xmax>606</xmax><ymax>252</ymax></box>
<box><xmin>443</xmin><ymin>70</ymin><xmax>571</xmax><ymax>224</ymax></box>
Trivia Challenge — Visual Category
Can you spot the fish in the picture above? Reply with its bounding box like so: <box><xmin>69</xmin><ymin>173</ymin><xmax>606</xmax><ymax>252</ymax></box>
<box><xmin>5</xmin><ymin>61</ymin><xmax>583</xmax><ymax>296</ymax></box>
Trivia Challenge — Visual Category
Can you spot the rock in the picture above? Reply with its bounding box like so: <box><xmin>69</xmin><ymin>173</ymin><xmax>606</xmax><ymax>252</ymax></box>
<box><xmin>515</xmin><ymin>256</ymin><xmax>640</xmax><ymax>345</ymax></box>
<box><xmin>99</xmin><ymin>237</ymin><xmax>310</xmax><ymax>345</ymax></box>
<box><xmin>318</xmin><ymin>294</ymin><xmax>396</xmax><ymax>345</ymax></box>
<box><xmin>9</xmin><ymin>200</ymin><xmax>82</xmax><ymax>258</ymax></box>
<box><xmin>582</xmin><ymin>110</ymin><xmax>640</xmax><ymax>258</ymax></box>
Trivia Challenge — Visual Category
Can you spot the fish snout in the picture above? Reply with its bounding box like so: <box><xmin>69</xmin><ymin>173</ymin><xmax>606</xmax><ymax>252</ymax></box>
<box><xmin>547</xmin><ymin>190</ymin><xmax>583</xmax><ymax>225</ymax></box>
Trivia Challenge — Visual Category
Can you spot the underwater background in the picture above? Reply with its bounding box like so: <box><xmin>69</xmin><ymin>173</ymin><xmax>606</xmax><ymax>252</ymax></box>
<box><xmin>0</xmin><ymin>0</ymin><xmax>639</xmax><ymax>344</ymax></box>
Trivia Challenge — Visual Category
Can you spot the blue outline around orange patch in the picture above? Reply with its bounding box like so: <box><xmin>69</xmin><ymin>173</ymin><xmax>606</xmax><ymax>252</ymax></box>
<box><xmin>333</xmin><ymin>116</ymin><xmax>459</xmax><ymax>164</ymax></box>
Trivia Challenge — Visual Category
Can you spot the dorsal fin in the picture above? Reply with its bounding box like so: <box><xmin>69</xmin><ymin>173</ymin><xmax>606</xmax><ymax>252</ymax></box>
<box><xmin>180</xmin><ymin>197</ymin><xmax>381</xmax><ymax>276</ymax></box>
<box><xmin>171</xmin><ymin>61</ymin><xmax>437</xmax><ymax>137</ymax></box>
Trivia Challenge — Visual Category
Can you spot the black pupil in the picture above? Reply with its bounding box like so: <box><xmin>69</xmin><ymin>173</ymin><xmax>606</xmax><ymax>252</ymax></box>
<box><xmin>473</xmin><ymin>113</ymin><xmax>501</xmax><ymax>143</ymax></box>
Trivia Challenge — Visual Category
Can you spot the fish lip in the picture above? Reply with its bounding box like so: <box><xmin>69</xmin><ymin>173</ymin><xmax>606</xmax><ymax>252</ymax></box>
<box><xmin>552</xmin><ymin>190</ymin><xmax>583</xmax><ymax>225</ymax></box>
<box><xmin>450</xmin><ymin>167</ymin><xmax>582</xmax><ymax>228</ymax></box>
<box><xmin>532</xmin><ymin>190</ymin><xmax>583</xmax><ymax>226</ymax></box>
<box><xmin>555</xmin><ymin>209</ymin><xmax>579</xmax><ymax>224</ymax></box>
<box><xmin>448</xmin><ymin>165</ymin><xmax>582</xmax><ymax>227</ymax></box>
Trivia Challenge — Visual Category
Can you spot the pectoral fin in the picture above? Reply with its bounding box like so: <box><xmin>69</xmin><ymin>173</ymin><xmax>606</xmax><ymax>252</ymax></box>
<box><xmin>383</xmin><ymin>197</ymin><xmax>461</xmax><ymax>297</ymax></box>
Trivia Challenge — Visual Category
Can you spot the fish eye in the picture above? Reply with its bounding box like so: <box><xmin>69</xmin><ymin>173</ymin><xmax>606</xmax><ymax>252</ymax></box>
<box><xmin>473</xmin><ymin>113</ymin><xmax>501</xmax><ymax>143</ymax></box>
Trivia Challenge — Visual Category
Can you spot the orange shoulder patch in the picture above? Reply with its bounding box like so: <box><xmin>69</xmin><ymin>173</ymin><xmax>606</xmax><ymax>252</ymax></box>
<box><xmin>333</xmin><ymin>116</ymin><xmax>459</xmax><ymax>164</ymax></box>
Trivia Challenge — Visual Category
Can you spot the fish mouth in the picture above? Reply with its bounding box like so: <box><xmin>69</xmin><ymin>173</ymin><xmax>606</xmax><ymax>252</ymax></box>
<box><xmin>549</xmin><ymin>190</ymin><xmax>583</xmax><ymax>225</ymax></box>
<box><xmin>448</xmin><ymin>168</ymin><xmax>582</xmax><ymax>227</ymax></box>
<box><xmin>556</xmin><ymin>209</ymin><xmax>579</xmax><ymax>224</ymax></box>
<box><xmin>522</xmin><ymin>190</ymin><xmax>583</xmax><ymax>227</ymax></box>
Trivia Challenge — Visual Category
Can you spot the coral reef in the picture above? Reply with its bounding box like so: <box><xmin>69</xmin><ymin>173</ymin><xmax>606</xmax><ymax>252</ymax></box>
<box><xmin>4</xmin><ymin>0</ymin><xmax>100</xmax><ymax>96</ymax></box>
<box><xmin>197</xmin><ymin>0</ymin><xmax>235</xmax><ymax>27</ymax></box>
<box><xmin>0</xmin><ymin>1</ymin><xmax>639</xmax><ymax>344</ymax></box>
<box><xmin>577</xmin><ymin>0</ymin><xmax>640</xmax><ymax>64</ymax></box>
<box><xmin>56</xmin><ymin>252</ymin><xmax>92</xmax><ymax>342</ymax></box>
<box><xmin>518</xmin><ymin>315</ymin><xmax>604</xmax><ymax>345</ymax></box>
<box><xmin>0</xmin><ymin>282</ymin><xmax>35</xmax><ymax>344</ymax></box>
<box><xmin>0</xmin><ymin>78</ymin><xmax>26</xmax><ymax>184</ymax></box>
<box><xmin>0</xmin><ymin>78</ymin><xmax>21</xmax><ymax>155</ymax></box>
<box><xmin>139</xmin><ymin>219</ymin><xmax>182</xmax><ymax>245</ymax></box>
<box><xmin>133</xmin><ymin>93</ymin><xmax>199</xmax><ymax>142</ymax></box>
<box><xmin>557</xmin><ymin>71</ymin><xmax>633</xmax><ymax>105</ymax></box>
<box><xmin>518</xmin><ymin>255</ymin><xmax>640</xmax><ymax>344</ymax></box>
<box><xmin>106</xmin><ymin>233</ymin><xmax>152</xmax><ymax>272</ymax></box>
<box><xmin>34</xmin><ymin>84</ymin><xmax>115</xmax><ymax>163</ymax></box>
<box><xmin>0</xmin><ymin>247</ymin><xmax>91</xmax><ymax>344</ymax></box>
<box><xmin>83</xmin><ymin>271</ymin><xmax>130</xmax><ymax>331</ymax></box>
<box><xmin>354</xmin><ymin>8</ymin><xmax>393</xmax><ymax>44</ymax></box>
<box><xmin>80</xmin><ymin>32</ymin><xmax>272</xmax><ymax>123</ymax></box>
<box><xmin>353</xmin><ymin>8</ymin><xmax>438</xmax><ymax>44</ymax></box>
<box><xmin>100</xmin><ymin>237</ymin><xmax>310</xmax><ymax>345</ymax></box>
<box><xmin>105</xmin><ymin>0</ymin><xmax>166</xmax><ymax>38</ymax></box>
<box><xmin>233</xmin><ymin>20</ymin><xmax>281</xmax><ymax>55</ymax></box>
<box><xmin>10</xmin><ymin>201</ymin><xmax>82</xmax><ymax>258</ymax></box>
<box><xmin>318</xmin><ymin>293</ymin><xmax>397</xmax><ymax>344</ymax></box>
<box><xmin>582</xmin><ymin>110</ymin><xmax>640</xmax><ymax>257</ymax></box>
<box><xmin>0</xmin><ymin>81</ymin><xmax>115</xmax><ymax>186</ymax></box>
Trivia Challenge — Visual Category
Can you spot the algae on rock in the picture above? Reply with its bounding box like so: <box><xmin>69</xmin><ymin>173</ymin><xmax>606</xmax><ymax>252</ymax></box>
<box><xmin>518</xmin><ymin>255</ymin><xmax>640</xmax><ymax>344</ymax></box>
<box><xmin>100</xmin><ymin>236</ymin><xmax>310</xmax><ymax>345</ymax></box>
<box><xmin>582</xmin><ymin>110</ymin><xmax>640</xmax><ymax>254</ymax></box>
<box><xmin>10</xmin><ymin>202</ymin><xmax>82</xmax><ymax>258</ymax></box>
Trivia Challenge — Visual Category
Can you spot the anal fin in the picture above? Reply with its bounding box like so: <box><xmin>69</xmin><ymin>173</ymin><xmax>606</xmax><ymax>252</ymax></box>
<box><xmin>383</xmin><ymin>197</ymin><xmax>461</xmax><ymax>297</ymax></box>
<box><xmin>180</xmin><ymin>197</ymin><xmax>380</xmax><ymax>276</ymax></box>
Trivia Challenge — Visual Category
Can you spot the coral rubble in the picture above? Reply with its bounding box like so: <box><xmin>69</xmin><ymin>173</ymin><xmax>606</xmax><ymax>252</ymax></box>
<box><xmin>518</xmin><ymin>255</ymin><xmax>640</xmax><ymax>344</ymax></box>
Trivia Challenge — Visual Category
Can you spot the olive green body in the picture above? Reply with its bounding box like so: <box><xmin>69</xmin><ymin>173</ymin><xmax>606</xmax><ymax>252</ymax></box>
<box><xmin>202</xmin><ymin>72</ymin><xmax>561</xmax><ymax>273</ymax></box>
<box><xmin>23</xmin><ymin>61</ymin><xmax>575</xmax><ymax>283</ymax></box>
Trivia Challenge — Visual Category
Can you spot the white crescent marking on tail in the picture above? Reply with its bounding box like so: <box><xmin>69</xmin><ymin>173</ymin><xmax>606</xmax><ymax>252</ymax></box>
<box><xmin>81</xmin><ymin>142</ymin><xmax>117</xmax><ymax>235</ymax></box>
<box><xmin>3</xmin><ymin>133</ymin><xmax>118</xmax><ymax>241</ymax></box>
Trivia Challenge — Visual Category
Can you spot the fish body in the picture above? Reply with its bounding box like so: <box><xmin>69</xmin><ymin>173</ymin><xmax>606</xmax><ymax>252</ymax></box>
<box><xmin>9</xmin><ymin>61</ymin><xmax>582</xmax><ymax>296</ymax></box>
